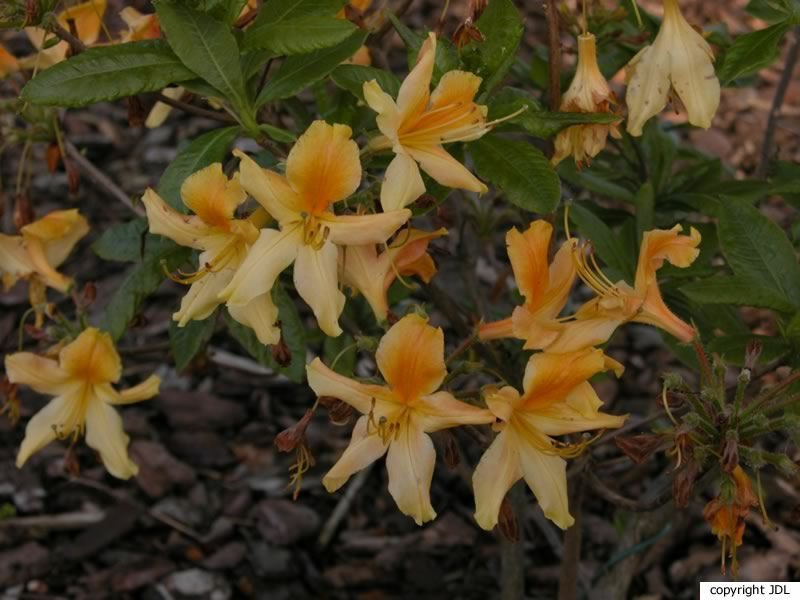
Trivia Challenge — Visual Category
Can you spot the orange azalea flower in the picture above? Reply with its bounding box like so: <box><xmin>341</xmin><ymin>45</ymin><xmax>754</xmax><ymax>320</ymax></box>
<box><xmin>0</xmin><ymin>208</ymin><xmax>88</xmax><ymax>294</ymax></box>
<box><xmin>552</xmin><ymin>32</ymin><xmax>621</xmax><ymax>167</ymax></box>
<box><xmin>142</xmin><ymin>163</ymin><xmax>278</xmax><ymax>344</ymax></box>
<box><xmin>118</xmin><ymin>7</ymin><xmax>160</xmax><ymax>42</ymax></box>
<box><xmin>548</xmin><ymin>224</ymin><xmax>701</xmax><ymax>352</ymax></box>
<box><xmin>364</xmin><ymin>33</ymin><xmax>495</xmax><ymax>211</ymax></box>
<box><xmin>307</xmin><ymin>314</ymin><xmax>494</xmax><ymax>524</ymax></box>
<box><xmin>341</xmin><ymin>227</ymin><xmax>447</xmax><ymax>322</ymax></box>
<box><xmin>219</xmin><ymin>121</ymin><xmax>411</xmax><ymax>337</ymax></box>
<box><xmin>23</xmin><ymin>0</ymin><xmax>107</xmax><ymax>69</ymax></box>
<box><xmin>7</xmin><ymin>328</ymin><xmax>160</xmax><ymax>479</ymax></box>
<box><xmin>0</xmin><ymin>43</ymin><xmax>19</xmax><ymax>77</ymax></box>
<box><xmin>473</xmin><ymin>349</ymin><xmax>626</xmax><ymax>530</ymax></box>
<box><xmin>479</xmin><ymin>220</ymin><xmax>576</xmax><ymax>350</ymax></box>
<box><xmin>703</xmin><ymin>466</ymin><xmax>759</xmax><ymax>575</ymax></box>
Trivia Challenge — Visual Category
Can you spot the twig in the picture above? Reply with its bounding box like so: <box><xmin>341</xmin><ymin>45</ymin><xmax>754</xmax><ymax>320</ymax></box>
<box><xmin>372</xmin><ymin>0</ymin><xmax>415</xmax><ymax>43</ymax></box>
<box><xmin>64</xmin><ymin>141</ymin><xmax>144</xmax><ymax>216</ymax></box>
<box><xmin>587</xmin><ymin>470</ymin><xmax>673</xmax><ymax>512</ymax></box>
<box><xmin>154</xmin><ymin>92</ymin><xmax>238</xmax><ymax>124</ymax></box>
<box><xmin>545</xmin><ymin>0</ymin><xmax>562</xmax><ymax>110</ymax></box>
<box><xmin>0</xmin><ymin>510</ymin><xmax>105</xmax><ymax>530</ymax></box>
<box><xmin>317</xmin><ymin>464</ymin><xmax>373</xmax><ymax>549</ymax></box>
<box><xmin>558</xmin><ymin>470</ymin><xmax>585</xmax><ymax>600</ymax></box>
<box><xmin>758</xmin><ymin>26</ymin><xmax>800</xmax><ymax>178</ymax></box>
<box><xmin>51</xmin><ymin>21</ymin><xmax>86</xmax><ymax>55</ymax></box>
<box><xmin>500</xmin><ymin>482</ymin><xmax>525</xmax><ymax>600</ymax></box>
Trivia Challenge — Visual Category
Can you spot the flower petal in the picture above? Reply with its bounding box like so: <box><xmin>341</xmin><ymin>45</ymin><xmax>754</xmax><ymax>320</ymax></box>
<box><xmin>624</xmin><ymin>45</ymin><xmax>670</xmax><ymax>136</ymax></box>
<box><xmin>112</xmin><ymin>375</ymin><xmax>161</xmax><ymax>405</ymax></box>
<box><xmin>22</xmin><ymin>209</ymin><xmax>90</xmax><ymax>268</ymax></box>
<box><xmin>180</xmin><ymin>163</ymin><xmax>246</xmax><ymax>229</ymax></box>
<box><xmin>517</xmin><ymin>434</ymin><xmax>573</xmax><ymax>529</ymax></box>
<box><xmin>537</xmin><ymin>239</ymin><xmax>577</xmax><ymax>318</ymax></box>
<box><xmin>520</xmin><ymin>348</ymin><xmax>607</xmax><ymax>410</ymax></box>
<box><xmin>386</xmin><ymin>416</ymin><xmax>437</xmax><ymax>525</ymax></box>
<box><xmin>375</xmin><ymin>313</ymin><xmax>446</xmax><ymax>402</ymax></box>
<box><xmin>286</xmin><ymin>121</ymin><xmax>361</xmax><ymax>214</ymax></box>
<box><xmin>341</xmin><ymin>244</ymin><xmax>387</xmax><ymax>321</ymax></box>
<box><xmin>322</xmin><ymin>209</ymin><xmax>411</xmax><ymax>246</ymax></box>
<box><xmin>415</xmin><ymin>391</ymin><xmax>494</xmax><ymax>432</ymax></box>
<box><xmin>59</xmin><ymin>328</ymin><xmax>122</xmax><ymax>384</ymax></box>
<box><xmin>506</xmin><ymin>221</ymin><xmax>552</xmax><ymax>304</ymax></box>
<box><xmin>233</xmin><ymin>149</ymin><xmax>303</xmax><ymax>226</ymax></box>
<box><xmin>363</xmin><ymin>79</ymin><xmax>401</xmax><ymax>141</ymax></box>
<box><xmin>145</xmin><ymin>86</ymin><xmax>182</xmax><ymax>128</ymax></box>
<box><xmin>429</xmin><ymin>70</ymin><xmax>482</xmax><ymax>110</ymax></box>
<box><xmin>522</xmin><ymin>384</ymin><xmax>627</xmax><ymax>437</ymax></box>
<box><xmin>472</xmin><ymin>428</ymin><xmax>522</xmax><ymax>530</ymax></box>
<box><xmin>142</xmin><ymin>188</ymin><xmax>214</xmax><ymax>249</ymax></box>
<box><xmin>174</xmin><ymin>267</ymin><xmax>233</xmax><ymax>326</ymax></box>
<box><xmin>227</xmin><ymin>292</ymin><xmax>281</xmax><ymax>345</ymax></box>
<box><xmin>396</xmin><ymin>33</ymin><xmax>436</xmax><ymax>125</ymax></box>
<box><xmin>59</xmin><ymin>0</ymin><xmax>107</xmax><ymax>45</ymax></box>
<box><xmin>0</xmin><ymin>234</ymin><xmax>34</xmax><ymax>287</ymax></box>
<box><xmin>323</xmin><ymin>416</ymin><xmax>389</xmax><ymax>492</ymax></box>
<box><xmin>380</xmin><ymin>153</ymin><xmax>426</xmax><ymax>212</ymax></box>
<box><xmin>543</xmin><ymin>314</ymin><xmax>622</xmax><ymax>353</ymax></box>
<box><xmin>406</xmin><ymin>144</ymin><xmax>487</xmax><ymax>193</ymax></box>
<box><xmin>85</xmin><ymin>395</ymin><xmax>138</xmax><ymax>479</ymax></box>
<box><xmin>307</xmin><ymin>358</ymin><xmax>391</xmax><ymax>415</ymax></box>
<box><xmin>634</xmin><ymin>225</ymin><xmax>701</xmax><ymax>296</ymax></box>
<box><xmin>16</xmin><ymin>393</ymin><xmax>73</xmax><ymax>468</ymax></box>
<box><xmin>294</xmin><ymin>239</ymin><xmax>346</xmax><ymax>336</ymax></box>
<box><xmin>219</xmin><ymin>225</ymin><xmax>301</xmax><ymax>306</ymax></box>
<box><xmin>5</xmin><ymin>352</ymin><xmax>70</xmax><ymax>395</ymax></box>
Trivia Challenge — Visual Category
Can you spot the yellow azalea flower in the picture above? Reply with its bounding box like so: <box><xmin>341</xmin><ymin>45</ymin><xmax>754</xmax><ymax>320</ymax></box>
<box><xmin>6</xmin><ymin>327</ymin><xmax>160</xmax><ymax>479</ymax></box>
<box><xmin>307</xmin><ymin>314</ymin><xmax>494</xmax><ymax>525</ymax></box>
<box><xmin>142</xmin><ymin>163</ymin><xmax>279</xmax><ymax>344</ymax></box>
<box><xmin>479</xmin><ymin>220</ymin><xmax>576</xmax><ymax>350</ymax></box>
<box><xmin>552</xmin><ymin>33</ymin><xmax>621</xmax><ymax>167</ymax></box>
<box><xmin>703</xmin><ymin>466</ymin><xmax>759</xmax><ymax>575</ymax></box>
<box><xmin>363</xmin><ymin>33</ymin><xmax>494</xmax><ymax>211</ymax></box>
<box><xmin>341</xmin><ymin>227</ymin><xmax>447</xmax><ymax>322</ymax></box>
<box><xmin>22</xmin><ymin>0</ymin><xmax>107</xmax><ymax>70</ymax></box>
<box><xmin>549</xmin><ymin>224</ymin><xmax>701</xmax><ymax>352</ymax></box>
<box><xmin>118</xmin><ymin>7</ymin><xmax>160</xmax><ymax>42</ymax></box>
<box><xmin>0</xmin><ymin>43</ymin><xmax>19</xmax><ymax>77</ymax></box>
<box><xmin>218</xmin><ymin>121</ymin><xmax>411</xmax><ymax>337</ymax></box>
<box><xmin>0</xmin><ymin>208</ymin><xmax>89</xmax><ymax>294</ymax></box>
<box><xmin>144</xmin><ymin>86</ymin><xmax>184</xmax><ymax>129</ymax></box>
<box><xmin>473</xmin><ymin>349</ymin><xmax>626</xmax><ymax>530</ymax></box>
<box><xmin>625</xmin><ymin>0</ymin><xmax>720</xmax><ymax>136</ymax></box>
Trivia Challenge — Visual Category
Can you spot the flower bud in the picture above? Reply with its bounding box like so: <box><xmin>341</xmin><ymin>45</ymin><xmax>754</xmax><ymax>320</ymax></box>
<box><xmin>614</xmin><ymin>433</ymin><xmax>663</xmax><ymax>464</ymax></box>
<box><xmin>720</xmin><ymin>430</ymin><xmax>738</xmax><ymax>473</ymax></box>
<box><xmin>318</xmin><ymin>395</ymin><xmax>353</xmax><ymax>425</ymax></box>
<box><xmin>274</xmin><ymin>409</ymin><xmax>314</xmax><ymax>453</ymax></box>
<box><xmin>442</xmin><ymin>430</ymin><xmax>460</xmax><ymax>469</ymax></box>
<box><xmin>744</xmin><ymin>339</ymin><xmax>762</xmax><ymax>370</ymax></box>
<box><xmin>672</xmin><ymin>459</ymin><xmax>698</xmax><ymax>508</ymax></box>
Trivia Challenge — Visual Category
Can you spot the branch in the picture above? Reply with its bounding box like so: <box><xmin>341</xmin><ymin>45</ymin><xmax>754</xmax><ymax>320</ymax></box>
<box><xmin>544</xmin><ymin>0</ymin><xmax>562</xmax><ymax>110</ymax></box>
<box><xmin>64</xmin><ymin>141</ymin><xmax>144</xmax><ymax>217</ymax></box>
<box><xmin>757</xmin><ymin>26</ymin><xmax>800</xmax><ymax>178</ymax></box>
<box><xmin>154</xmin><ymin>92</ymin><xmax>238</xmax><ymax>124</ymax></box>
<box><xmin>51</xmin><ymin>21</ymin><xmax>86</xmax><ymax>55</ymax></box>
<box><xmin>587</xmin><ymin>471</ymin><xmax>673</xmax><ymax>512</ymax></box>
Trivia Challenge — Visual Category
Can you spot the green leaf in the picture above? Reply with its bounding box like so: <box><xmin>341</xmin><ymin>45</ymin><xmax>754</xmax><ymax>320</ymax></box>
<box><xmin>157</xmin><ymin>126</ymin><xmax>240</xmax><ymax>212</ymax></box>
<box><xmin>746</xmin><ymin>0</ymin><xmax>797</xmax><ymax>24</ymax></box>
<box><xmin>92</xmin><ymin>219</ymin><xmax>148</xmax><ymax>262</ymax></box>
<box><xmin>223</xmin><ymin>282</ymin><xmax>307</xmax><ymax>382</ymax></box>
<box><xmin>256</xmin><ymin>30</ymin><xmax>368</xmax><ymax>106</ymax></box>
<box><xmin>718</xmin><ymin>23</ymin><xmax>791</xmax><ymax>83</ymax></box>
<box><xmin>708</xmin><ymin>334</ymin><xmax>791</xmax><ymax>366</ymax></box>
<box><xmin>155</xmin><ymin>1</ymin><xmax>251</xmax><ymax>118</ymax></box>
<box><xmin>243</xmin><ymin>16</ymin><xmax>357</xmax><ymax>54</ymax></box>
<box><xmin>681</xmin><ymin>275</ymin><xmax>797</xmax><ymax>313</ymax></box>
<box><xmin>323</xmin><ymin>334</ymin><xmax>356</xmax><ymax>376</ymax></box>
<box><xmin>169</xmin><ymin>313</ymin><xmax>217</xmax><ymax>371</ymax></box>
<box><xmin>633</xmin><ymin>182</ymin><xmax>655</xmax><ymax>242</ymax></box>
<box><xmin>568</xmin><ymin>202</ymin><xmax>635</xmax><ymax>281</ymax></box>
<box><xmin>388</xmin><ymin>14</ymin><xmax>459</xmax><ymax>83</ymax></box>
<box><xmin>470</xmin><ymin>134</ymin><xmax>561</xmax><ymax>214</ymax></box>
<box><xmin>254</xmin><ymin>0</ymin><xmax>347</xmax><ymax>25</ymax></box>
<box><xmin>557</xmin><ymin>160</ymin><xmax>636</xmax><ymax>202</ymax></box>
<box><xmin>98</xmin><ymin>241</ymin><xmax>191</xmax><ymax>342</ymax></box>
<box><xmin>717</xmin><ymin>200</ymin><xmax>800</xmax><ymax>309</ymax></box>
<box><xmin>331</xmin><ymin>64</ymin><xmax>401</xmax><ymax>101</ymax></box>
<box><xmin>460</xmin><ymin>0</ymin><xmax>523</xmax><ymax>96</ymax></box>
<box><xmin>20</xmin><ymin>41</ymin><xmax>196</xmax><ymax>107</ymax></box>
<box><xmin>258</xmin><ymin>123</ymin><xmax>297</xmax><ymax>143</ymax></box>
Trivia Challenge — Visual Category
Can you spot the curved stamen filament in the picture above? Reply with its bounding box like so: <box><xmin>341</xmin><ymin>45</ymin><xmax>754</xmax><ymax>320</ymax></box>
<box><xmin>303</xmin><ymin>217</ymin><xmax>330</xmax><ymax>250</ymax></box>
<box><xmin>165</xmin><ymin>237</ymin><xmax>243</xmax><ymax>285</ymax></box>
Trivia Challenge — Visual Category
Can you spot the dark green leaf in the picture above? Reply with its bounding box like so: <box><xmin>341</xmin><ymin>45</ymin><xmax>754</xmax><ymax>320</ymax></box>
<box><xmin>20</xmin><ymin>41</ymin><xmax>196</xmax><ymax>107</ymax></box>
<box><xmin>746</xmin><ymin>0</ymin><xmax>797</xmax><ymax>24</ymax></box>
<box><xmin>158</xmin><ymin>126</ymin><xmax>240</xmax><ymax>212</ymax></box>
<box><xmin>470</xmin><ymin>134</ymin><xmax>561</xmax><ymax>214</ymax></box>
<box><xmin>254</xmin><ymin>0</ymin><xmax>347</xmax><ymax>25</ymax></box>
<box><xmin>633</xmin><ymin>182</ymin><xmax>655</xmax><ymax>242</ymax></box>
<box><xmin>243</xmin><ymin>16</ymin><xmax>356</xmax><ymax>54</ymax></box>
<box><xmin>569</xmin><ymin>202</ymin><xmax>635</xmax><ymax>281</ymax></box>
<box><xmin>460</xmin><ymin>0</ymin><xmax>523</xmax><ymax>96</ymax></box>
<box><xmin>98</xmin><ymin>241</ymin><xmax>191</xmax><ymax>341</ymax></box>
<box><xmin>256</xmin><ymin>30</ymin><xmax>368</xmax><ymax>106</ymax></box>
<box><xmin>223</xmin><ymin>283</ymin><xmax>307</xmax><ymax>382</ymax></box>
<box><xmin>92</xmin><ymin>219</ymin><xmax>148</xmax><ymax>262</ymax></box>
<box><xmin>708</xmin><ymin>334</ymin><xmax>791</xmax><ymax>366</ymax></box>
<box><xmin>258</xmin><ymin>123</ymin><xmax>297</xmax><ymax>143</ymax></box>
<box><xmin>717</xmin><ymin>200</ymin><xmax>800</xmax><ymax>309</ymax></box>
<box><xmin>681</xmin><ymin>275</ymin><xmax>797</xmax><ymax>313</ymax></box>
<box><xmin>323</xmin><ymin>334</ymin><xmax>356</xmax><ymax>376</ymax></box>
<box><xmin>718</xmin><ymin>23</ymin><xmax>790</xmax><ymax>83</ymax></box>
<box><xmin>388</xmin><ymin>14</ymin><xmax>459</xmax><ymax>83</ymax></box>
<box><xmin>331</xmin><ymin>64</ymin><xmax>402</xmax><ymax>101</ymax></box>
<box><xmin>155</xmin><ymin>1</ymin><xmax>250</xmax><ymax>116</ymax></box>
<box><xmin>169</xmin><ymin>313</ymin><xmax>217</xmax><ymax>371</ymax></box>
<box><xmin>557</xmin><ymin>160</ymin><xmax>636</xmax><ymax>202</ymax></box>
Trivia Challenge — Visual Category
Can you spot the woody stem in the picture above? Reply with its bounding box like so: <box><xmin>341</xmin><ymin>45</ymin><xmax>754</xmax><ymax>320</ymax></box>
<box><xmin>545</xmin><ymin>0</ymin><xmax>562</xmax><ymax>110</ymax></box>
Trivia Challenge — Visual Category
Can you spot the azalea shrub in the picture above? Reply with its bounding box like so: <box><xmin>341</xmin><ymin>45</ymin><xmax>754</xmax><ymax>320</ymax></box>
<box><xmin>1</xmin><ymin>0</ymin><xmax>800</xmax><ymax>593</ymax></box>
